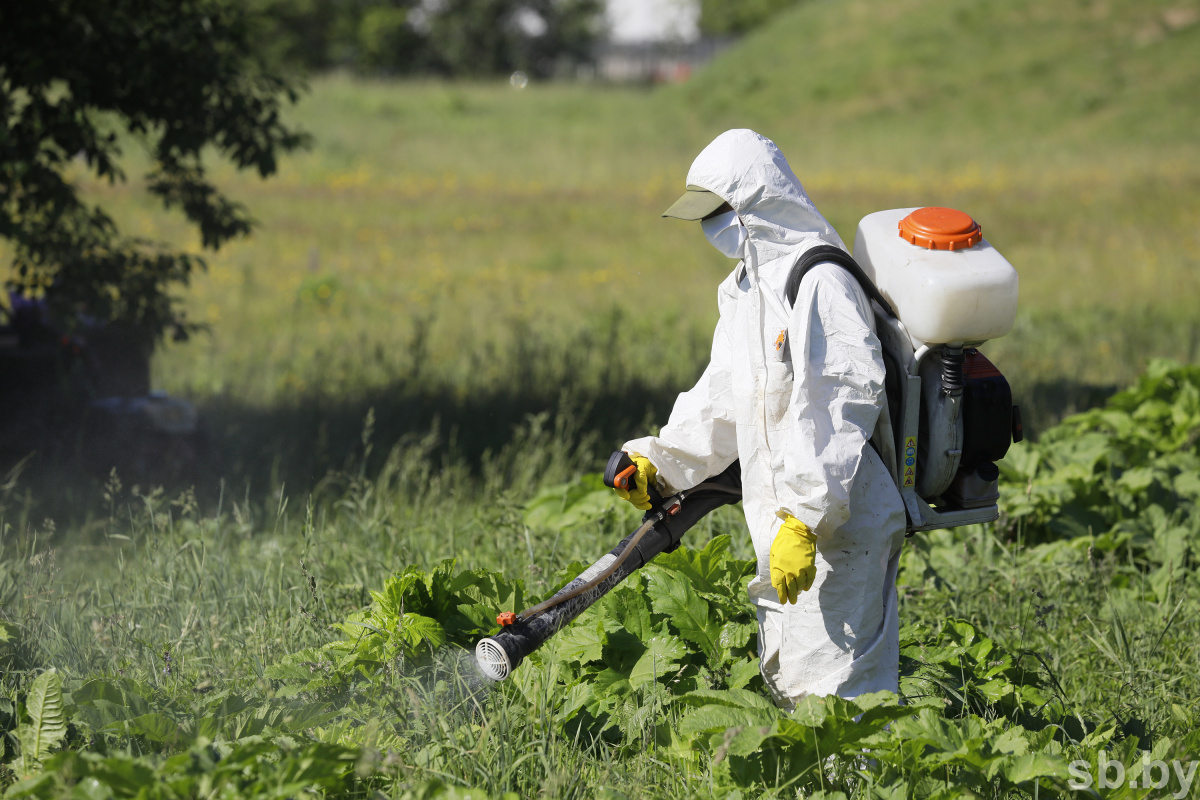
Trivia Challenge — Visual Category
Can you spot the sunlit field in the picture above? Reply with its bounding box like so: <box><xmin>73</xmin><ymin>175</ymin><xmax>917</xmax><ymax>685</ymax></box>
<box><xmin>2</xmin><ymin>0</ymin><xmax>1199</xmax><ymax>795</ymax></box>
<box><xmin>31</xmin><ymin>68</ymin><xmax>1195</xmax><ymax>489</ymax></box>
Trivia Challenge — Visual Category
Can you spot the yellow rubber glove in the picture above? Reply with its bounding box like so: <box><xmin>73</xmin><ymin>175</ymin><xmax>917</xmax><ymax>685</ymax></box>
<box><xmin>770</xmin><ymin>513</ymin><xmax>817</xmax><ymax>604</ymax></box>
<box><xmin>612</xmin><ymin>454</ymin><xmax>657</xmax><ymax>511</ymax></box>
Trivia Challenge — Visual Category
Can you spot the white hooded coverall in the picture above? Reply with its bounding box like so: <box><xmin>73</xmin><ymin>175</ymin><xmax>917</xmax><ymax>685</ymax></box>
<box><xmin>623</xmin><ymin>130</ymin><xmax>907</xmax><ymax>707</ymax></box>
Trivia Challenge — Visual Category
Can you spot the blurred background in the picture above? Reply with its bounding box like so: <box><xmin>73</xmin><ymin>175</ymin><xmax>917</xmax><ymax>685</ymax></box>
<box><xmin>4</xmin><ymin>7</ymin><xmax>1199</xmax><ymax>796</ymax></box>
<box><xmin>2</xmin><ymin>0</ymin><xmax>1199</xmax><ymax>510</ymax></box>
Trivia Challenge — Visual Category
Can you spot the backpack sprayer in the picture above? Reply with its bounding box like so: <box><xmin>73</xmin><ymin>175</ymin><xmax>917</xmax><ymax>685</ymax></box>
<box><xmin>475</xmin><ymin>207</ymin><xmax>1021</xmax><ymax>681</ymax></box>
<box><xmin>852</xmin><ymin>207</ymin><xmax>1022</xmax><ymax>532</ymax></box>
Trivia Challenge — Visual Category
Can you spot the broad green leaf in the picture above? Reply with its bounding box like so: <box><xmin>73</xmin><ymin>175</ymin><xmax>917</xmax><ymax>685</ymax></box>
<box><xmin>677</xmin><ymin>704</ymin><xmax>775</xmax><ymax>735</ymax></box>
<box><xmin>397</xmin><ymin>613</ymin><xmax>446</xmax><ymax>652</ymax></box>
<box><xmin>523</xmin><ymin>473</ymin><xmax>626</xmax><ymax>532</ymax></box>
<box><xmin>3</xmin><ymin>771</ymin><xmax>59</xmax><ymax>798</ymax></box>
<box><xmin>557</xmin><ymin>682</ymin><xmax>593</xmax><ymax>722</ymax></box>
<box><xmin>718</xmin><ymin>621</ymin><xmax>757</xmax><ymax>654</ymax></box>
<box><xmin>603</xmin><ymin>585</ymin><xmax>654</xmax><ymax>641</ymax></box>
<box><xmin>628</xmin><ymin>634</ymin><xmax>686</xmax><ymax>688</ymax></box>
<box><xmin>592</xmin><ymin>668</ymin><xmax>633</xmax><ymax>700</ymax></box>
<box><xmin>78</xmin><ymin>698</ymin><xmax>139</xmax><ymax>733</ymax></box>
<box><xmin>371</xmin><ymin>569</ymin><xmax>421</xmax><ymax>617</ymax></box>
<box><xmin>1046</xmin><ymin>432</ymin><xmax>1111</xmax><ymax>473</ymax></box>
<box><xmin>851</xmin><ymin>690</ymin><xmax>906</xmax><ymax>714</ymax></box>
<box><xmin>73</xmin><ymin>678</ymin><xmax>128</xmax><ymax>706</ymax></box>
<box><xmin>602</xmin><ymin>629</ymin><xmax>646</xmax><ymax>673</ymax></box>
<box><xmin>334</xmin><ymin>619</ymin><xmax>387</xmax><ymax>638</ymax></box>
<box><xmin>977</xmin><ymin>678</ymin><xmax>1014</xmax><ymax>703</ymax></box>
<box><xmin>1173</xmin><ymin>470</ymin><xmax>1200</xmax><ymax>499</ymax></box>
<box><xmin>1016</xmin><ymin>684</ymin><xmax>1049</xmax><ymax>707</ymax></box>
<box><xmin>557</xmin><ymin>617</ymin><xmax>606</xmax><ymax>664</ymax></box>
<box><xmin>645</xmin><ymin>570</ymin><xmax>720</xmax><ymax>657</ymax></box>
<box><xmin>727</xmin><ymin>657</ymin><xmax>761</xmax><ymax>689</ymax></box>
<box><xmin>990</xmin><ymin>726</ymin><xmax>1030</xmax><ymax>756</ymax></box>
<box><xmin>459</xmin><ymin>571</ymin><xmax>528</xmax><ymax>619</ymax></box>
<box><xmin>17</xmin><ymin>668</ymin><xmax>67</xmax><ymax>774</ymax></box>
<box><xmin>457</xmin><ymin>602</ymin><xmax>501</xmax><ymax>632</ymax></box>
<box><xmin>654</xmin><ymin>534</ymin><xmax>733</xmax><ymax>593</ymax></box>
<box><xmin>726</xmin><ymin>723</ymin><xmax>779</xmax><ymax>758</ymax></box>
<box><xmin>789</xmin><ymin>693</ymin><xmax>834</xmax><ymax>728</ymax></box>
<box><xmin>678</xmin><ymin>687</ymin><xmax>777</xmax><ymax>711</ymax></box>
<box><xmin>548</xmin><ymin>560</ymin><xmax>588</xmax><ymax>595</ymax></box>
<box><xmin>126</xmin><ymin>712</ymin><xmax>184</xmax><ymax>744</ymax></box>
<box><xmin>1116</xmin><ymin>466</ymin><xmax>1159</xmax><ymax>495</ymax></box>
<box><xmin>1001</xmin><ymin>753</ymin><xmax>1072</xmax><ymax>784</ymax></box>
<box><xmin>890</xmin><ymin>709</ymin><xmax>988</xmax><ymax>761</ymax></box>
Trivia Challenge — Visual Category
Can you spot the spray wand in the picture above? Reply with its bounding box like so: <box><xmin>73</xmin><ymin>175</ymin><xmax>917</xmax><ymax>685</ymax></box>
<box><xmin>475</xmin><ymin>452</ymin><xmax>742</xmax><ymax>681</ymax></box>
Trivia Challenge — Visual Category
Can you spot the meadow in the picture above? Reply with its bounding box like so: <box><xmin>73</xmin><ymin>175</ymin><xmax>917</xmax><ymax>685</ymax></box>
<box><xmin>2</xmin><ymin>0</ymin><xmax>1200</xmax><ymax>795</ymax></box>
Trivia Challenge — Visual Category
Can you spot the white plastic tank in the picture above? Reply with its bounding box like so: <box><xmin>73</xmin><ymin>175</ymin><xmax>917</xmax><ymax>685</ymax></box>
<box><xmin>853</xmin><ymin>207</ymin><xmax>1019</xmax><ymax>346</ymax></box>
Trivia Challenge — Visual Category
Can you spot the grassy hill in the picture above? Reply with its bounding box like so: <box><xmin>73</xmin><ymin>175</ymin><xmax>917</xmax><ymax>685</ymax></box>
<box><xmin>680</xmin><ymin>0</ymin><xmax>1200</xmax><ymax>158</ymax></box>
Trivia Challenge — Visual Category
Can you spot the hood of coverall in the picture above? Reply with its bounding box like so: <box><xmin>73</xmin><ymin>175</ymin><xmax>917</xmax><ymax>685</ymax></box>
<box><xmin>686</xmin><ymin>130</ymin><xmax>846</xmax><ymax>266</ymax></box>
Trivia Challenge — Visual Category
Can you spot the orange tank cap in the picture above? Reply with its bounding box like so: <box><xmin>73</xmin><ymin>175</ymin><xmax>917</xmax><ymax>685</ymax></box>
<box><xmin>496</xmin><ymin>612</ymin><xmax>517</xmax><ymax>627</ymax></box>
<box><xmin>898</xmin><ymin>207</ymin><xmax>983</xmax><ymax>251</ymax></box>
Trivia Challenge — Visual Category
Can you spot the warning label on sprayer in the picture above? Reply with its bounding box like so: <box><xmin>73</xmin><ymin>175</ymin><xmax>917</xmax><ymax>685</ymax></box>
<box><xmin>575</xmin><ymin>554</ymin><xmax>617</xmax><ymax>585</ymax></box>
<box><xmin>902</xmin><ymin>437</ymin><xmax>917</xmax><ymax>487</ymax></box>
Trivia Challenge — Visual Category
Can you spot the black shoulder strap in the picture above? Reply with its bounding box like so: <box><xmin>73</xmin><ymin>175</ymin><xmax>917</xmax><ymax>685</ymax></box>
<box><xmin>784</xmin><ymin>244</ymin><xmax>897</xmax><ymax>319</ymax></box>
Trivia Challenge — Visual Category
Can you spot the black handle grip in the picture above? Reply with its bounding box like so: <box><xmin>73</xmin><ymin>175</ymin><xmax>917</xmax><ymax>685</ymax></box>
<box><xmin>603</xmin><ymin>450</ymin><xmax>663</xmax><ymax>508</ymax></box>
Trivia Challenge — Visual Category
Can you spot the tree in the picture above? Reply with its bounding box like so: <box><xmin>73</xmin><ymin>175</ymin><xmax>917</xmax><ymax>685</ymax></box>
<box><xmin>0</xmin><ymin>0</ymin><xmax>308</xmax><ymax>341</ymax></box>
<box><xmin>699</xmin><ymin>0</ymin><xmax>801</xmax><ymax>36</ymax></box>
<box><xmin>245</xmin><ymin>0</ymin><xmax>603</xmax><ymax>79</ymax></box>
<box><xmin>426</xmin><ymin>0</ymin><xmax>603</xmax><ymax>78</ymax></box>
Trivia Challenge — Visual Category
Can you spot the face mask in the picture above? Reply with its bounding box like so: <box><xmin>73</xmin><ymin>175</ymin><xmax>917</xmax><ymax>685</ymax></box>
<box><xmin>701</xmin><ymin>209</ymin><xmax>748</xmax><ymax>259</ymax></box>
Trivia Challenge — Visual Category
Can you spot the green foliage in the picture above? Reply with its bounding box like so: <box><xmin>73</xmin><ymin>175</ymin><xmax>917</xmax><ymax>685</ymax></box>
<box><xmin>245</xmin><ymin>0</ymin><xmax>353</xmax><ymax>73</ymax></box>
<box><xmin>265</xmin><ymin>536</ymin><xmax>1126</xmax><ymax>796</ymax></box>
<box><xmin>0</xmin><ymin>623</ymin><xmax>17</xmax><ymax>675</ymax></box>
<box><xmin>1</xmin><ymin>349</ymin><xmax>1198</xmax><ymax>797</ymax></box>
<box><xmin>699</xmin><ymin>0</ymin><xmax>802</xmax><ymax>36</ymax></box>
<box><xmin>14</xmin><ymin>670</ymin><xmax>66</xmax><ymax>776</ymax></box>
<box><xmin>426</xmin><ymin>0</ymin><xmax>603</xmax><ymax>78</ymax></box>
<box><xmin>249</xmin><ymin>0</ymin><xmax>603</xmax><ymax>78</ymax></box>
<box><xmin>4</xmin><ymin>736</ymin><xmax>364</xmax><ymax>799</ymax></box>
<box><xmin>1001</xmin><ymin>360</ymin><xmax>1200</xmax><ymax>582</ymax></box>
<box><xmin>68</xmin><ymin>675</ymin><xmax>336</xmax><ymax>752</ymax></box>
<box><xmin>268</xmin><ymin>560</ymin><xmax>535</xmax><ymax>694</ymax></box>
<box><xmin>358</xmin><ymin>5</ymin><xmax>429</xmax><ymax>74</ymax></box>
<box><xmin>522</xmin><ymin>472</ymin><xmax>633</xmax><ymax>532</ymax></box>
<box><xmin>0</xmin><ymin>0</ymin><xmax>307</xmax><ymax>339</ymax></box>
<box><xmin>899</xmin><ymin>619</ymin><xmax>1057</xmax><ymax>729</ymax></box>
<box><xmin>542</xmin><ymin>536</ymin><xmax>758</xmax><ymax>744</ymax></box>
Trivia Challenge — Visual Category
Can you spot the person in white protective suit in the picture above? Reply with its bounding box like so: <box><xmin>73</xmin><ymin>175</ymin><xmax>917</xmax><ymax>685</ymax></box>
<box><xmin>615</xmin><ymin>129</ymin><xmax>907</xmax><ymax>708</ymax></box>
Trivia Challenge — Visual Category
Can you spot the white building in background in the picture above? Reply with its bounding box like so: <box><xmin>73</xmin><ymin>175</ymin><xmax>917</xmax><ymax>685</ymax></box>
<box><xmin>598</xmin><ymin>0</ymin><xmax>728</xmax><ymax>83</ymax></box>
<box><xmin>605</xmin><ymin>0</ymin><xmax>699</xmax><ymax>44</ymax></box>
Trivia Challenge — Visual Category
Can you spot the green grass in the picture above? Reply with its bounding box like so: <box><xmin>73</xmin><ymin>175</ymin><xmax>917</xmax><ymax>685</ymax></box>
<box><xmin>2</xmin><ymin>0</ymin><xmax>1200</xmax><ymax>794</ymax></box>
<box><xmin>3</xmin><ymin>379</ymin><xmax>1199</xmax><ymax>795</ymax></box>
